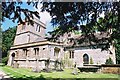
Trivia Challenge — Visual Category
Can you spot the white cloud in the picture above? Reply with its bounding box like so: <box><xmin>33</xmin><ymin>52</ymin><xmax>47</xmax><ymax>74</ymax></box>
<box><xmin>35</xmin><ymin>3</ymin><xmax>52</xmax><ymax>24</ymax></box>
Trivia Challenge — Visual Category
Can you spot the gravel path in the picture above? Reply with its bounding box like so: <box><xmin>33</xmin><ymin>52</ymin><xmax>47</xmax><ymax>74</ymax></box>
<box><xmin>0</xmin><ymin>69</ymin><xmax>11</xmax><ymax>80</ymax></box>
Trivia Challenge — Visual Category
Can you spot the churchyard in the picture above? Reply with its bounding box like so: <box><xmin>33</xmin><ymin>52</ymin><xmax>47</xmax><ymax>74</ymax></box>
<box><xmin>0</xmin><ymin>65</ymin><xmax>119</xmax><ymax>80</ymax></box>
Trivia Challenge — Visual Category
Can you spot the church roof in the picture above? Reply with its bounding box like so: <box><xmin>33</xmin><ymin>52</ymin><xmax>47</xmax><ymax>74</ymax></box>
<box><xmin>66</xmin><ymin>32</ymin><xmax>111</xmax><ymax>47</ymax></box>
<box><xmin>11</xmin><ymin>41</ymin><xmax>64</xmax><ymax>50</ymax></box>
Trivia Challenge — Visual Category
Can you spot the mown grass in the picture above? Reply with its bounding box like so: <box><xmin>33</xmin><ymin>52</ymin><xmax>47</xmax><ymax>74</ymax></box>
<box><xmin>0</xmin><ymin>66</ymin><xmax>119</xmax><ymax>80</ymax></box>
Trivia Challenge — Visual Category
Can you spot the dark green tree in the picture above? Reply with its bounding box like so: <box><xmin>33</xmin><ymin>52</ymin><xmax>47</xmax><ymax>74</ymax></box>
<box><xmin>2</xmin><ymin>1</ymin><xmax>120</xmax><ymax>64</ymax></box>
<box><xmin>2</xmin><ymin>1</ymin><xmax>39</xmax><ymax>25</ymax></box>
<box><xmin>105</xmin><ymin>57</ymin><xmax>114</xmax><ymax>64</ymax></box>
<box><xmin>115</xmin><ymin>39</ymin><xmax>120</xmax><ymax>64</ymax></box>
<box><xmin>0</xmin><ymin>27</ymin><xmax>2</xmax><ymax>63</ymax></box>
<box><xmin>2</xmin><ymin>27</ymin><xmax>16</xmax><ymax>57</ymax></box>
<box><xmin>0</xmin><ymin>27</ymin><xmax>2</xmax><ymax>49</ymax></box>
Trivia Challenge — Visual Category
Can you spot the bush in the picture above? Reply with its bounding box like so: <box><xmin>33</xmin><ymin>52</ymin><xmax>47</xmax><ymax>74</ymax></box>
<box><xmin>90</xmin><ymin>57</ymin><xmax>94</xmax><ymax>64</ymax></box>
<box><xmin>105</xmin><ymin>57</ymin><xmax>114</xmax><ymax>64</ymax></box>
<box><xmin>2</xmin><ymin>57</ymin><xmax>8</xmax><ymax>65</ymax></box>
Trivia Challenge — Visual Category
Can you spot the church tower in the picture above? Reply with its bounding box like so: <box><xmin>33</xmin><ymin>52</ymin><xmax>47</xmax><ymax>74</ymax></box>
<box><xmin>14</xmin><ymin>18</ymin><xmax>46</xmax><ymax>45</ymax></box>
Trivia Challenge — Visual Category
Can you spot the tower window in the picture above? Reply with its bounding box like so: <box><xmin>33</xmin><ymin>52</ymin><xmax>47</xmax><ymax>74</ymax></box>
<box><xmin>23</xmin><ymin>49</ymin><xmax>28</xmax><ymax>56</ymax></box>
<box><xmin>36</xmin><ymin>24</ymin><xmax>40</xmax><ymax>32</ymax></box>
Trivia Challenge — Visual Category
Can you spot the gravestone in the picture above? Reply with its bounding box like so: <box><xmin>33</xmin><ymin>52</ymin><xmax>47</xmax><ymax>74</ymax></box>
<box><xmin>72</xmin><ymin>62</ymin><xmax>78</xmax><ymax>75</ymax></box>
<box><xmin>32</xmin><ymin>67</ymin><xmax>41</xmax><ymax>73</ymax></box>
<box><xmin>13</xmin><ymin>61</ymin><xmax>19</xmax><ymax>68</ymax></box>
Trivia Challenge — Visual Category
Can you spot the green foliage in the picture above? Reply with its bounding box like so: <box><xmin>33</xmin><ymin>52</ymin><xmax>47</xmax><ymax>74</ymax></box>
<box><xmin>63</xmin><ymin>52</ymin><xmax>73</xmax><ymax>68</ymax></box>
<box><xmin>0</xmin><ymin>27</ymin><xmax>2</xmax><ymax>48</ymax></box>
<box><xmin>74</xmin><ymin>30</ymin><xmax>81</xmax><ymax>35</ymax></box>
<box><xmin>2</xmin><ymin>27</ymin><xmax>16</xmax><ymax>57</ymax></box>
<box><xmin>90</xmin><ymin>57</ymin><xmax>94</xmax><ymax>64</ymax></box>
<box><xmin>2</xmin><ymin>56</ymin><xmax>8</xmax><ymax>65</ymax></box>
<box><xmin>59</xmin><ymin>59</ymin><xmax>64</xmax><ymax>69</ymax></box>
<box><xmin>2</xmin><ymin>2</ymin><xmax>39</xmax><ymax>25</ymax></box>
<box><xmin>2</xmin><ymin>2</ymin><xmax>120</xmax><ymax>65</ymax></box>
<box><xmin>115</xmin><ymin>39</ymin><xmax>120</xmax><ymax>64</ymax></box>
<box><xmin>54</xmin><ymin>59</ymin><xmax>59</xmax><ymax>70</ymax></box>
<box><xmin>105</xmin><ymin>57</ymin><xmax>114</xmax><ymax>64</ymax></box>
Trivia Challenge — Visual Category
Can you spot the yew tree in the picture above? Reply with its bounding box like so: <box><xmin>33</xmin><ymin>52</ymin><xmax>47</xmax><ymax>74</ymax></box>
<box><xmin>1</xmin><ymin>1</ymin><xmax>120</xmax><ymax>63</ymax></box>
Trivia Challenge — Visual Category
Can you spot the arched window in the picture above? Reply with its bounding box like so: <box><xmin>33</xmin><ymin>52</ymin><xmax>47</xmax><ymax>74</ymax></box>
<box><xmin>83</xmin><ymin>54</ymin><xmax>89</xmax><ymax>64</ymax></box>
<box><xmin>11</xmin><ymin>53</ymin><xmax>15</xmax><ymax>57</ymax></box>
<box><xmin>54</xmin><ymin>47</ymin><xmax>60</xmax><ymax>57</ymax></box>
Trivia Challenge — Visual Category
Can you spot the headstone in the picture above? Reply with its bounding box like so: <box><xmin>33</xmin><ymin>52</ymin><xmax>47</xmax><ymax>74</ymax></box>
<box><xmin>13</xmin><ymin>61</ymin><xmax>19</xmax><ymax>68</ymax></box>
<box><xmin>72</xmin><ymin>68</ymin><xmax>78</xmax><ymax>75</ymax></box>
<box><xmin>32</xmin><ymin>67</ymin><xmax>41</xmax><ymax>73</ymax></box>
<box><xmin>72</xmin><ymin>62</ymin><xmax>78</xmax><ymax>75</ymax></box>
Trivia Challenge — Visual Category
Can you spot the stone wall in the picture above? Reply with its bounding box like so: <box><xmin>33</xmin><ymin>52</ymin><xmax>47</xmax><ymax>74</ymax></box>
<box><xmin>8</xmin><ymin>44</ymin><xmax>64</xmax><ymax>69</ymax></box>
<box><xmin>101</xmin><ymin>64</ymin><xmax>120</xmax><ymax>74</ymax></box>
<box><xmin>14</xmin><ymin>20</ymin><xmax>46</xmax><ymax>45</ymax></box>
<box><xmin>65</xmin><ymin>47</ymin><xmax>116</xmax><ymax>67</ymax></box>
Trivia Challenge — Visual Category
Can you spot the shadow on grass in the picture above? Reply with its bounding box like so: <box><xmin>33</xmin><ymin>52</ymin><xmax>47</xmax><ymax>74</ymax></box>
<box><xmin>11</xmin><ymin>74</ymin><xmax>119</xmax><ymax>80</ymax></box>
<box><xmin>10</xmin><ymin>74</ymin><xmax>89</xmax><ymax>80</ymax></box>
<box><xmin>12</xmin><ymin>74</ymin><xmax>46</xmax><ymax>80</ymax></box>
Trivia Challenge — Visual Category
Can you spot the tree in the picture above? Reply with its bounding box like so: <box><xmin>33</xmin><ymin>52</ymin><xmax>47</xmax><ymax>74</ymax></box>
<box><xmin>42</xmin><ymin>2</ymin><xmax>119</xmax><ymax>49</ymax></box>
<box><xmin>115</xmin><ymin>39</ymin><xmax>120</xmax><ymax>64</ymax></box>
<box><xmin>0</xmin><ymin>27</ymin><xmax>2</xmax><ymax>49</ymax></box>
<box><xmin>2</xmin><ymin>1</ymin><xmax>39</xmax><ymax>25</ymax></box>
<box><xmin>0</xmin><ymin>27</ymin><xmax>2</xmax><ymax>63</ymax></box>
<box><xmin>2</xmin><ymin>27</ymin><xmax>16</xmax><ymax>58</ymax></box>
<box><xmin>41</xmin><ymin>2</ymin><xmax>120</xmax><ymax>64</ymax></box>
<box><xmin>105</xmin><ymin>57</ymin><xmax>114</xmax><ymax>64</ymax></box>
<box><xmin>2</xmin><ymin>2</ymin><xmax>120</xmax><ymax>39</ymax></box>
<box><xmin>2</xmin><ymin>1</ymin><xmax>120</xmax><ymax>63</ymax></box>
<box><xmin>41</xmin><ymin>2</ymin><xmax>119</xmax><ymax>31</ymax></box>
<box><xmin>90</xmin><ymin>57</ymin><xmax>94</xmax><ymax>64</ymax></box>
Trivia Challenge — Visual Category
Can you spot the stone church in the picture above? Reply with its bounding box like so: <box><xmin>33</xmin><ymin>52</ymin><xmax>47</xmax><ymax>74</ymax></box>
<box><xmin>7</xmin><ymin>18</ymin><xmax>116</xmax><ymax>69</ymax></box>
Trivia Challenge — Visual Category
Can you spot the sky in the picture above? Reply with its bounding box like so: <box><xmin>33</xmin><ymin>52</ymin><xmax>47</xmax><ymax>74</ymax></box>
<box><xmin>1</xmin><ymin>2</ymin><xmax>105</xmax><ymax>33</ymax></box>
<box><xmin>1</xmin><ymin>2</ymin><xmax>53</xmax><ymax>34</ymax></box>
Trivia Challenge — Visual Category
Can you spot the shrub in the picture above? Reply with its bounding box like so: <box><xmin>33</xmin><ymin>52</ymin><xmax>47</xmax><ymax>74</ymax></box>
<box><xmin>2</xmin><ymin>56</ymin><xmax>8</xmax><ymax>65</ymax></box>
<box><xmin>54</xmin><ymin>59</ymin><xmax>59</xmax><ymax>70</ymax></box>
<box><xmin>105</xmin><ymin>57</ymin><xmax>114</xmax><ymax>64</ymax></box>
<box><xmin>90</xmin><ymin>57</ymin><xmax>94</xmax><ymax>64</ymax></box>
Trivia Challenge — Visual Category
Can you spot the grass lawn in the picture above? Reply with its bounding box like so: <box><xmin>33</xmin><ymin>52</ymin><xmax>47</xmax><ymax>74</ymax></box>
<box><xmin>0</xmin><ymin>66</ymin><xmax>119</xmax><ymax>80</ymax></box>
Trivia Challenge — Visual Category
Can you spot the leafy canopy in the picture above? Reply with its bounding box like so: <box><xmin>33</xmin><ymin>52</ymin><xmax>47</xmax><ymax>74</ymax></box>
<box><xmin>1</xmin><ymin>1</ymin><xmax>120</xmax><ymax>64</ymax></box>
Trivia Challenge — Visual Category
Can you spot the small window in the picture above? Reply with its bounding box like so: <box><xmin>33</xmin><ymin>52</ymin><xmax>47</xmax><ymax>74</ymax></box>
<box><xmin>72</xmin><ymin>51</ymin><xmax>74</xmax><ymax>58</ymax></box>
<box><xmin>43</xmin><ymin>48</ymin><xmax>45</xmax><ymax>50</ymax></box>
<box><xmin>38</xmin><ymin>26</ymin><xmax>40</xmax><ymax>32</ymax></box>
<box><xmin>34</xmin><ymin>48</ymin><xmax>39</xmax><ymax>55</ymax></box>
<box><xmin>28</xmin><ymin>34</ymin><xmax>30</xmax><ymax>42</ymax></box>
<box><xmin>22</xmin><ymin>23</ymin><xmax>26</xmax><ymax>30</ymax></box>
<box><xmin>69</xmin><ymin>51</ymin><xmax>74</xmax><ymax>59</ymax></box>
<box><xmin>11</xmin><ymin>53</ymin><xmax>15</xmax><ymax>57</ymax></box>
<box><xmin>23</xmin><ymin>49</ymin><xmax>28</xmax><ymax>56</ymax></box>
<box><xmin>36</xmin><ymin>24</ymin><xmax>40</xmax><ymax>32</ymax></box>
<box><xmin>15</xmin><ymin>51</ymin><xmax>18</xmax><ymax>58</ymax></box>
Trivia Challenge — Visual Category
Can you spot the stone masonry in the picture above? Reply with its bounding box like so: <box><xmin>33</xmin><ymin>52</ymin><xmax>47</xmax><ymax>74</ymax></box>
<box><xmin>7</xmin><ymin>18</ymin><xmax>116</xmax><ymax>69</ymax></box>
